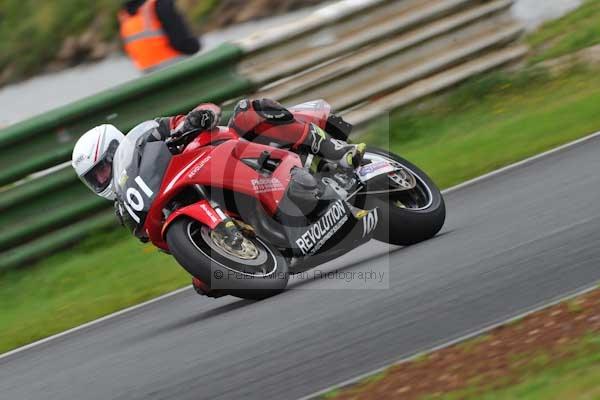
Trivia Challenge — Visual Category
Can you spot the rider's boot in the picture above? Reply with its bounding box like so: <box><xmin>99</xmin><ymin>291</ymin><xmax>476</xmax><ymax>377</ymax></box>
<box><xmin>304</xmin><ymin>124</ymin><xmax>366</xmax><ymax>170</ymax></box>
<box><xmin>338</xmin><ymin>142</ymin><xmax>366</xmax><ymax>169</ymax></box>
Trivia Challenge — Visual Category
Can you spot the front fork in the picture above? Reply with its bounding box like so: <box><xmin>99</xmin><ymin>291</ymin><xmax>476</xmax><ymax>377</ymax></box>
<box><xmin>191</xmin><ymin>184</ymin><xmax>245</xmax><ymax>250</ymax></box>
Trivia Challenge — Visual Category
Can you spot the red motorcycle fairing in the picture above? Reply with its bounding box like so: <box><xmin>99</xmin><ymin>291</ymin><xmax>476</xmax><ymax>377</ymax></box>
<box><xmin>160</xmin><ymin>199</ymin><xmax>222</xmax><ymax>238</ymax></box>
<box><xmin>144</xmin><ymin>128</ymin><xmax>303</xmax><ymax>250</ymax></box>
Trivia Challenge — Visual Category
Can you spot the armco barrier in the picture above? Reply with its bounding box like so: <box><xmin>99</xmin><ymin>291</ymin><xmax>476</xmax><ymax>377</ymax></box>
<box><xmin>0</xmin><ymin>43</ymin><xmax>251</xmax><ymax>186</ymax></box>
<box><xmin>0</xmin><ymin>0</ymin><xmax>526</xmax><ymax>270</ymax></box>
<box><xmin>0</xmin><ymin>211</ymin><xmax>117</xmax><ymax>273</ymax></box>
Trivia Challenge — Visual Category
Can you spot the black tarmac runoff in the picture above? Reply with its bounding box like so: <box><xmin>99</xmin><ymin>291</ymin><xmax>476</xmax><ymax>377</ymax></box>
<box><xmin>2</xmin><ymin>134</ymin><xmax>600</xmax><ymax>400</ymax></box>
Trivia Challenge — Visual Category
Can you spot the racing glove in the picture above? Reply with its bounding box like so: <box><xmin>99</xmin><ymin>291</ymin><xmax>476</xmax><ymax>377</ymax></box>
<box><xmin>182</xmin><ymin>109</ymin><xmax>220</xmax><ymax>133</ymax></box>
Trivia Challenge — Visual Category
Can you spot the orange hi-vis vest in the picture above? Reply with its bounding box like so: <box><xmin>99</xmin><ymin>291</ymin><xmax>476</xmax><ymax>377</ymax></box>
<box><xmin>119</xmin><ymin>0</ymin><xmax>183</xmax><ymax>71</ymax></box>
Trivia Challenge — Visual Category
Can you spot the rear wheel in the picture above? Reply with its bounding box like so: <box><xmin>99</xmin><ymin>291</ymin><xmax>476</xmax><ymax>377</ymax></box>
<box><xmin>166</xmin><ymin>217</ymin><xmax>289</xmax><ymax>300</ymax></box>
<box><xmin>363</xmin><ymin>148</ymin><xmax>446</xmax><ymax>246</ymax></box>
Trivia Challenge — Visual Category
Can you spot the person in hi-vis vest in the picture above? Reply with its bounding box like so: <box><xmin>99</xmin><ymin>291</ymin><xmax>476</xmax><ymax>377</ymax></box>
<box><xmin>119</xmin><ymin>0</ymin><xmax>201</xmax><ymax>72</ymax></box>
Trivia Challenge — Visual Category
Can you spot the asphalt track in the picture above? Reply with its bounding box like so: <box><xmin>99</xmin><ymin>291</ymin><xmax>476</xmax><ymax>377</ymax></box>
<box><xmin>2</xmin><ymin>133</ymin><xmax>600</xmax><ymax>400</ymax></box>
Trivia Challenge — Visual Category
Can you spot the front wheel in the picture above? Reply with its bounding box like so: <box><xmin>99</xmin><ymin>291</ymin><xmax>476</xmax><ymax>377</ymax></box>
<box><xmin>166</xmin><ymin>217</ymin><xmax>289</xmax><ymax>300</ymax></box>
<box><xmin>362</xmin><ymin>148</ymin><xmax>446</xmax><ymax>246</ymax></box>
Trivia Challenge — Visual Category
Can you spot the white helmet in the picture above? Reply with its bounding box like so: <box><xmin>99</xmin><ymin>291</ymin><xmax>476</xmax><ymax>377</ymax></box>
<box><xmin>72</xmin><ymin>124</ymin><xmax>125</xmax><ymax>200</ymax></box>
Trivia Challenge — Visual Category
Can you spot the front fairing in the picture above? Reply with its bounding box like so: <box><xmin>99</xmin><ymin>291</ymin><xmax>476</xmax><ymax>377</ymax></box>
<box><xmin>144</xmin><ymin>135</ymin><xmax>304</xmax><ymax>249</ymax></box>
<box><xmin>113</xmin><ymin>121</ymin><xmax>172</xmax><ymax>237</ymax></box>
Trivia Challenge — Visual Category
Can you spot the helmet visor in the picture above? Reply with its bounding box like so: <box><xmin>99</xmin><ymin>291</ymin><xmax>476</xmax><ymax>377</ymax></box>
<box><xmin>80</xmin><ymin>139</ymin><xmax>119</xmax><ymax>194</ymax></box>
<box><xmin>82</xmin><ymin>159</ymin><xmax>113</xmax><ymax>194</ymax></box>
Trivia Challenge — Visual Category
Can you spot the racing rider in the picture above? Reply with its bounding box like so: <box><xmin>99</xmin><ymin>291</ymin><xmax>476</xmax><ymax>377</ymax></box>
<box><xmin>72</xmin><ymin>98</ymin><xmax>365</xmax><ymax>294</ymax></box>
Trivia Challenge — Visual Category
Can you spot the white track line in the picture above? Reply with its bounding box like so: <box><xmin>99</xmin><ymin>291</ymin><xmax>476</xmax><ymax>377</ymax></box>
<box><xmin>299</xmin><ymin>283</ymin><xmax>600</xmax><ymax>400</ymax></box>
<box><xmin>443</xmin><ymin>129</ymin><xmax>600</xmax><ymax>195</ymax></box>
<box><xmin>2</xmin><ymin>129</ymin><xmax>600</xmax><ymax>361</ymax></box>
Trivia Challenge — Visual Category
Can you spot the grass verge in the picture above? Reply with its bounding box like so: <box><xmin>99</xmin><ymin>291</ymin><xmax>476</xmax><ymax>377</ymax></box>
<box><xmin>526</xmin><ymin>0</ymin><xmax>600</xmax><ymax>64</ymax></box>
<box><xmin>436</xmin><ymin>338</ymin><xmax>600</xmax><ymax>400</ymax></box>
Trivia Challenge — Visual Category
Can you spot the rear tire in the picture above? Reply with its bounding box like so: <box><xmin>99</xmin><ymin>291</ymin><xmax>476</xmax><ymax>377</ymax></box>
<box><xmin>364</xmin><ymin>148</ymin><xmax>446</xmax><ymax>246</ymax></box>
<box><xmin>166</xmin><ymin>217</ymin><xmax>289</xmax><ymax>300</ymax></box>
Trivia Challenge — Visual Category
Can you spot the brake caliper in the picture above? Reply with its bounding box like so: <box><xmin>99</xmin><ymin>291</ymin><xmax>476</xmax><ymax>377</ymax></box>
<box><xmin>213</xmin><ymin>220</ymin><xmax>244</xmax><ymax>251</ymax></box>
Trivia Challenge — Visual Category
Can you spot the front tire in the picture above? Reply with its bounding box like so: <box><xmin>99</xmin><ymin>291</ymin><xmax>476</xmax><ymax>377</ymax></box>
<box><xmin>364</xmin><ymin>148</ymin><xmax>446</xmax><ymax>246</ymax></box>
<box><xmin>166</xmin><ymin>217</ymin><xmax>289</xmax><ymax>300</ymax></box>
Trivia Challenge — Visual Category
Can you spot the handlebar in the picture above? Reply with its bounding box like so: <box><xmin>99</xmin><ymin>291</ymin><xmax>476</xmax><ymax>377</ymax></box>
<box><xmin>165</xmin><ymin>128</ymin><xmax>202</xmax><ymax>154</ymax></box>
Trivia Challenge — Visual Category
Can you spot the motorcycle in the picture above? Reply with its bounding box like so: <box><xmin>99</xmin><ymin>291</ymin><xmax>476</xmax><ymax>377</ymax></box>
<box><xmin>112</xmin><ymin>100</ymin><xmax>445</xmax><ymax>300</ymax></box>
